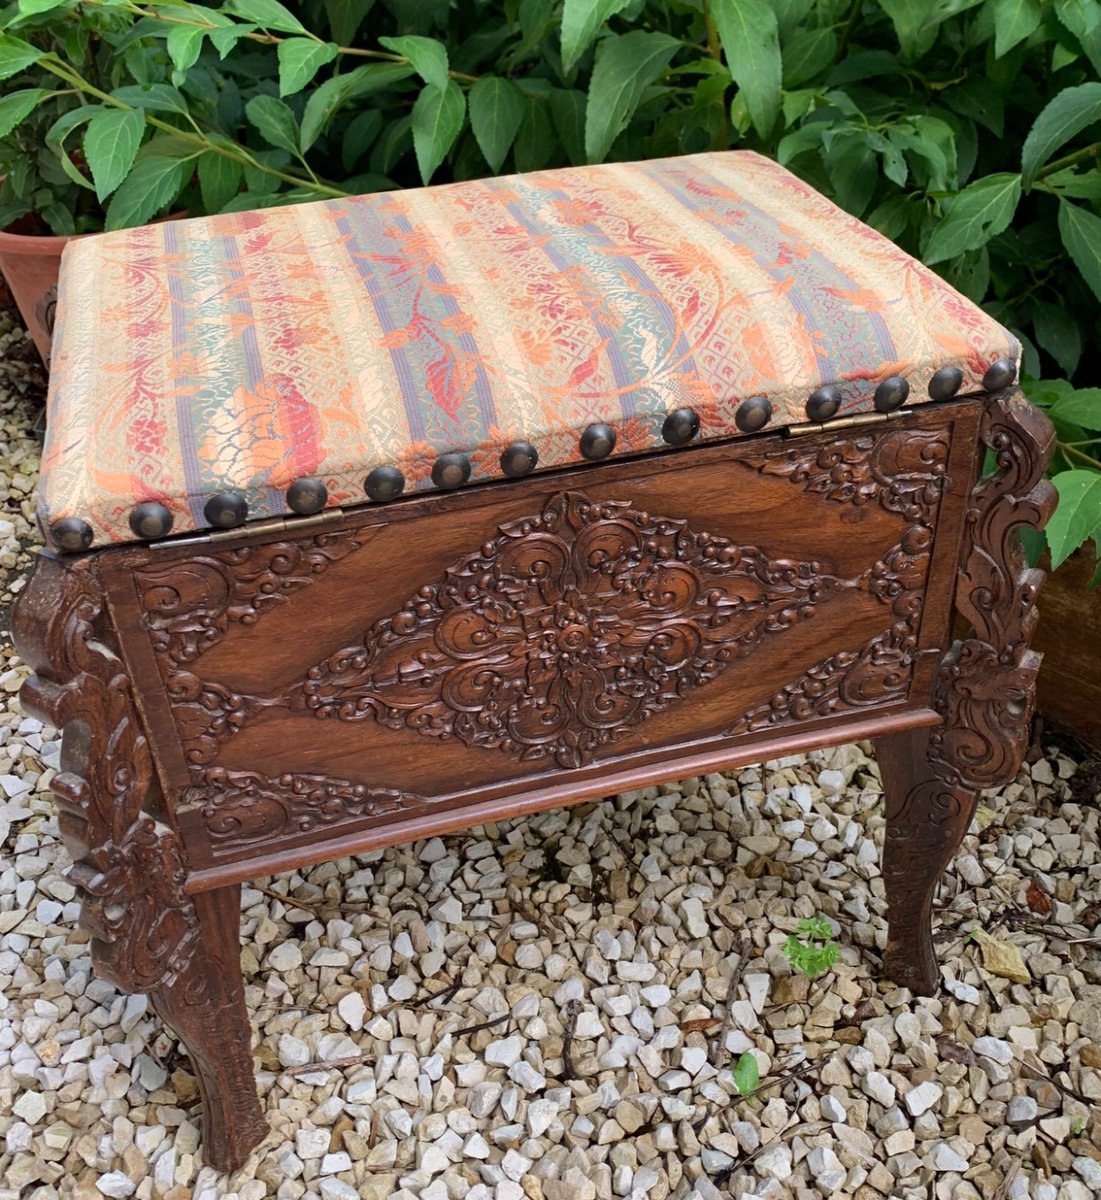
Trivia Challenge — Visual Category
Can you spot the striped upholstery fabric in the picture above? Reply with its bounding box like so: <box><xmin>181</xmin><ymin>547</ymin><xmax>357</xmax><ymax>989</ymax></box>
<box><xmin>41</xmin><ymin>150</ymin><xmax>1018</xmax><ymax>548</ymax></box>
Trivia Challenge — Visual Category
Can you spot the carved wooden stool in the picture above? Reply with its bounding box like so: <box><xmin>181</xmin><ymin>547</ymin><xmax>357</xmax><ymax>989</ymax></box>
<box><xmin>13</xmin><ymin>151</ymin><xmax>1054</xmax><ymax>1170</ymax></box>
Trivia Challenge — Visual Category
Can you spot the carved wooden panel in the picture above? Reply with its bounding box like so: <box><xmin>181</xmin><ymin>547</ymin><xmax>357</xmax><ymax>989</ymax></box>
<box><xmin>104</xmin><ymin>403</ymin><xmax>981</xmax><ymax>871</ymax></box>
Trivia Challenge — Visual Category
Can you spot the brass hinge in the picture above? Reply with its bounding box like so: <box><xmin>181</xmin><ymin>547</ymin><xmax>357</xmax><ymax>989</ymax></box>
<box><xmin>151</xmin><ymin>506</ymin><xmax>347</xmax><ymax>550</ymax></box>
<box><xmin>784</xmin><ymin>409</ymin><xmax>907</xmax><ymax>438</ymax></box>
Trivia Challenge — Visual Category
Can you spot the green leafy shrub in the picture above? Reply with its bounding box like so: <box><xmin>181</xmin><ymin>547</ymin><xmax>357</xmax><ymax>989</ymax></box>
<box><xmin>1</xmin><ymin>0</ymin><xmax>1099</xmax><ymax>561</ymax></box>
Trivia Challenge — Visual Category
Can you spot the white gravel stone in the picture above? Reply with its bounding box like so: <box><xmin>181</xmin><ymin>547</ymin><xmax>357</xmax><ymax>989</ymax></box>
<box><xmin>336</xmin><ymin>990</ymin><xmax>366</xmax><ymax>1030</ymax></box>
<box><xmin>972</xmin><ymin>1036</ymin><xmax>1014</xmax><ymax>1064</ymax></box>
<box><xmin>95</xmin><ymin>1173</ymin><xmax>136</xmax><ymax>1198</ymax></box>
<box><xmin>755</xmin><ymin>1144</ymin><xmax>794</xmax><ymax>1180</ymax></box>
<box><xmin>905</xmin><ymin>1081</ymin><xmax>944</xmax><ymax>1116</ymax></box>
<box><xmin>485</xmin><ymin>1036</ymin><xmax>523</xmax><ymax>1067</ymax></box>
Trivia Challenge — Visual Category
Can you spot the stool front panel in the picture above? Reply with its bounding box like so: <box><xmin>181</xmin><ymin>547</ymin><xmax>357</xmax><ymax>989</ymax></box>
<box><xmin>105</xmin><ymin>402</ymin><xmax>981</xmax><ymax>874</ymax></box>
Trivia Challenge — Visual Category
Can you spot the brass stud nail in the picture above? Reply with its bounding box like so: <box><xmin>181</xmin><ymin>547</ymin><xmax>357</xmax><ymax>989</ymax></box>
<box><xmin>50</xmin><ymin>517</ymin><xmax>94</xmax><ymax>553</ymax></box>
<box><xmin>580</xmin><ymin>423</ymin><xmax>616</xmax><ymax>460</ymax></box>
<box><xmin>735</xmin><ymin>396</ymin><xmax>772</xmax><ymax>433</ymax></box>
<box><xmin>128</xmin><ymin>502</ymin><xmax>174</xmax><ymax>540</ymax></box>
<box><xmin>928</xmin><ymin>365</ymin><xmax>964</xmax><ymax>401</ymax></box>
<box><xmin>805</xmin><ymin>385</ymin><xmax>841</xmax><ymax>423</ymax></box>
<box><xmin>204</xmin><ymin>491</ymin><xmax>248</xmax><ymax>529</ymax></box>
<box><xmin>365</xmin><ymin>465</ymin><xmax>405</xmax><ymax>502</ymax></box>
<box><xmin>432</xmin><ymin>452</ymin><xmax>471</xmax><ymax>490</ymax></box>
<box><xmin>286</xmin><ymin>477</ymin><xmax>327</xmax><ymax>516</ymax></box>
<box><xmin>874</xmin><ymin>375</ymin><xmax>909</xmax><ymax>412</ymax></box>
<box><xmin>982</xmin><ymin>357</ymin><xmax>1017</xmax><ymax>391</ymax></box>
<box><xmin>500</xmin><ymin>441</ymin><xmax>538</xmax><ymax>478</ymax></box>
<box><xmin>661</xmin><ymin>407</ymin><xmax>700</xmax><ymax>447</ymax></box>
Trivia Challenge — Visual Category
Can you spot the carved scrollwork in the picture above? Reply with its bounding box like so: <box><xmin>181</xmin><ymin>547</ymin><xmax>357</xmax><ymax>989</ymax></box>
<box><xmin>284</xmin><ymin>490</ymin><xmax>852</xmax><ymax>768</ymax></box>
<box><xmin>181</xmin><ymin>768</ymin><xmax>432</xmax><ymax>854</ymax></box>
<box><xmin>725</xmin><ymin>424</ymin><xmax>945</xmax><ymax>735</ymax></box>
<box><xmin>13</xmin><ymin>558</ymin><xmax>199</xmax><ymax>993</ymax></box>
<box><xmin>738</xmin><ymin>428</ymin><xmax>950</xmax><ymax>524</ymax></box>
<box><xmin>726</xmin><ymin>619</ymin><xmax>918</xmax><ymax>736</ymax></box>
<box><xmin>136</xmin><ymin>529</ymin><xmax>364</xmax><ymax>666</ymax></box>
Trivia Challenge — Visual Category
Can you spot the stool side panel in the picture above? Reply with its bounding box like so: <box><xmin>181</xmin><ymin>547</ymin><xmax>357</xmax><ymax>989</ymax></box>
<box><xmin>102</xmin><ymin>403</ymin><xmax>982</xmax><ymax>877</ymax></box>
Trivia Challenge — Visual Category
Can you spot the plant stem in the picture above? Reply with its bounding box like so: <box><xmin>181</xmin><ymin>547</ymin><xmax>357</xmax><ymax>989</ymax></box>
<box><xmin>39</xmin><ymin>56</ymin><xmax>348</xmax><ymax>199</ymax></box>
<box><xmin>835</xmin><ymin>0</ymin><xmax>864</xmax><ymax>63</ymax></box>
<box><xmin>700</xmin><ymin>0</ymin><xmax>730</xmax><ymax>149</ymax></box>
<box><xmin>1059</xmin><ymin>442</ymin><xmax>1101</xmax><ymax>470</ymax></box>
<box><xmin>1035</xmin><ymin>141</ymin><xmax>1101</xmax><ymax>181</ymax></box>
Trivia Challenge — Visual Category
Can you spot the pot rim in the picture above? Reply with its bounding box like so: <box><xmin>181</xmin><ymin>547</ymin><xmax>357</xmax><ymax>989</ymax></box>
<box><xmin>0</xmin><ymin>226</ymin><xmax>76</xmax><ymax>254</ymax></box>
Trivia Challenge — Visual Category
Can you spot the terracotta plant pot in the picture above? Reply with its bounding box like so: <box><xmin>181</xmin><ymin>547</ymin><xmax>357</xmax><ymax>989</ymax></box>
<box><xmin>0</xmin><ymin>222</ymin><xmax>73</xmax><ymax>363</ymax></box>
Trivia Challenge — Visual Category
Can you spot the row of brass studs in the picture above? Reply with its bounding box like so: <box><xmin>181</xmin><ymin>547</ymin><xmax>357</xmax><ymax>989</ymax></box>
<box><xmin>48</xmin><ymin>357</ymin><xmax>1019</xmax><ymax>551</ymax></box>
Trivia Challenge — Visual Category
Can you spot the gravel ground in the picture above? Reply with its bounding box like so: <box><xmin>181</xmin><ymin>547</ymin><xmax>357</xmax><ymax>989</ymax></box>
<box><xmin>2</xmin><ymin>308</ymin><xmax>1101</xmax><ymax>1200</ymax></box>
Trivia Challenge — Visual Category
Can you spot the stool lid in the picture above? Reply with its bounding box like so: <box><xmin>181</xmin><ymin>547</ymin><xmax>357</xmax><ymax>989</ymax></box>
<box><xmin>39</xmin><ymin>150</ymin><xmax>1016</xmax><ymax>550</ymax></box>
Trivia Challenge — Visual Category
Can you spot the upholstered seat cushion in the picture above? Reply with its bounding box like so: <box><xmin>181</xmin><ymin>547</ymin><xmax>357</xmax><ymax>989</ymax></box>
<box><xmin>41</xmin><ymin>150</ymin><xmax>1017</xmax><ymax>549</ymax></box>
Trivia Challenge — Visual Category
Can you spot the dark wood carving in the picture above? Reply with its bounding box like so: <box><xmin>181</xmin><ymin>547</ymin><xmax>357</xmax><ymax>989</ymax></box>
<box><xmin>289</xmin><ymin>492</ymin><xmax>854</xmax><ymax>768</ymax></box>
<box><xmin>877</xmin><ymin>391</ymin><xmax>1055</xmax><ymax>994</ymax></box>
<box><xmin>182</xmin><ymin>767</ymin><xmax>431</xmax><ymax>853</ymax></box>
<box><xmin>739</xmin><ymin>427</ymin><xmax>950</xmax><ymax>523</ymax></box>
<box><xmin>137</xmin><ymin>529</ymin><xmax>363</xmax><ymax>666</ymax></box>
<box><xmin>12</xmin><ymin>557</ymin><xmax>267</xmax><ymax>1170</ymax></box>
<box><xmin>726</xmin><ymin>433</ymin><xmax>943</xmax><ymax>734</ymax></box>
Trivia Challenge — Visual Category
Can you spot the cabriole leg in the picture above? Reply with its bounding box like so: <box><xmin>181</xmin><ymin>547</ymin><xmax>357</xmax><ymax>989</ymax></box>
<box><xmin>13</xmin><ymin>554</ymin><xmax>267</xmax><ymax>1172</ymax></box>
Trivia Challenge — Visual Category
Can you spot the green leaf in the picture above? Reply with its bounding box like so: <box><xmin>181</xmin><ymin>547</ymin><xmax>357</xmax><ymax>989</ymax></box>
<box><xmin>1054</xmin><ymin>0</ymin><xmax>1101</xmax><ymax>75</ymax></box>
<box><xmin>924</xmin><ymin>173</ymin><xmax>1021</xmax><ymax>264</ymax></box>
<box><xmin>223</xmin><ymin>0</ymin><xmax>307</xmax><ymax>34</ymax></box>
<box><xmin>16</xmin><ymin>0</ymin><xmax>70</xmax><ymax>15</ymax></box>
<box><xmin>1059</xmin><ymin>199</ymin><xmax>1101</xmax><ymax>302</ymax></box>
<box><xmin>84</xmin><ymin>107</ymin><xmax>144</xmax><ymax>203</ymax></box>
<box><xmin>111</xmin><ymin>84</ymin><xmax>190</xmax><ymax>115</ymax></box>
<box><xmin>468</xmin><ymin>75</ymin><xmax>523</xmax><ymax>173</ymax></box>
<box><xmin>1032</xmin><ymin>300</ymin><xmax>1082</xmax><ymax>376</ymax></box>
<box><xmin>105</xmin><ymin>154</ymin><xmax>192</xmax><ymax>231</ymax></box>
<box><xmin>411</xmin><ymin>78</ymin><xmax>465</xmax><ymax>184</ymax></box>
<box><xmin>733</xmin><ymin>1052</ymin><xmax>759</xmax><ymax>1098</ymax></box>
<box><xmin>584</xmin><ymin>30</ymin><xmax>681</xmax><ymax>163</ymax></box>
<box><xmin>166</xmin><ymin>23</ymin><xmax>204</xmax><ymax>74</ymax></box>
<box><xmin>993</xmin><ymin>0</ymin><xmax>1043</xmax><ymax>57</ymax></box>
<box><xmin>1039</xmin><ymin>166</ymin><xmax>1101</xmax><ymax>200</ymax></box>
<box><xmin>560</xmin><ymin>0</ymin><xmax>632</xmax><ymax>73</ymax></box>
<box><xmin>878</xmin><ymin>0</ymin><xmax>985</xmax><ymax>58</ymax></box>
<box><xmin>825</xmin><ymin>132</ymin><xmax>877</xmax><ymax>217</ymax></box>
<box><xmin>551</xmin><ymin>88</ymin><xmax>587</xmax><ymax>166</ymax></box>
<box><xmin>0</xmin><ymin>88</ymin><xmax>47</xmax><ymax>140</ymax></box>
<box><xmin>246</xmin><ymin>94</ymin><xmax>301</xmax><ymax>154</ymax></box>
<box><xmin>0</xmin><ymin>34</ymin><xmax>42</xmax><ymax>81</ymax></box>
<box><xmin>1022</xmin><ymin>83</ymin><xmax>1101</xmax><ymax>187</ymax></box>
<box><xmin>782</xmin><ymin>26</ymin><xmax>837</xmax><ymax>87</ymax></box>
<box><xmin>1047</xmin><ymin>470</ymin><xmax>1101</xmax><ymax>568</ymax></box>
<box><xmin>198</xmin><ymin>151</ymin><xmax>242</xmax><ymax>214</ymax></box>
<box><xmin>323</xmin><ymin>0</ymin><xmax>373</xmax><ymax>44</ymax></box>
<box><xmin>379</xmin><ymin>35</ymin><xmax>449</xmax><ymax>92</ymax></box>
<box><xmin>209</xmin><ymin>22</ymin><xmax>256</xmax><ymax>56</ymax></box>
<box><xmin>277</xmin><ymin>38</ymin><xmax>338</xmax><ymax>97</ymax></box>
<box><xmin>300</xmin><ymin>62</ymin><xmax>416</xmax><ymax>151</ymax></box>
<box><xmin>711</xmin><ymin>0</ymin><xmax>781</xmax><ymax>138</ymax></box>
<box><xmin>1050</xmin><ymin>387</ymin><xmax>1101</xmax><ymax>430</ymax></box>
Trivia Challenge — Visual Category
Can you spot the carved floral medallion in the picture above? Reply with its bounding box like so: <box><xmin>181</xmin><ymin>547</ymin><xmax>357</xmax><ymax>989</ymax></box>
<box><xmin>288</xmin><ymin>491</ymin><xmax>847</xmax><ymax>768</ymax></box>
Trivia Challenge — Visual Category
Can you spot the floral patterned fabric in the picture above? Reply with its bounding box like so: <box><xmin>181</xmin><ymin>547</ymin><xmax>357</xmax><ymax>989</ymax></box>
<box><xmin>41</xmin><ymin>150</ymin><xmax>1017</xmax><ymax>547</ymax></box>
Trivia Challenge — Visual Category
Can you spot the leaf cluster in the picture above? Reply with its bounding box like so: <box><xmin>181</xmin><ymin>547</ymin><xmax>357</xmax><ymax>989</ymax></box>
<box><xmin>1</xmin><ymin>0</ymin><xmax>1100</xmax><ymax>565</ymax></box>
<box><xmin>782</xmin><ymin>916</ymin><xmax>840</xmax><ymax>980</ymax></box>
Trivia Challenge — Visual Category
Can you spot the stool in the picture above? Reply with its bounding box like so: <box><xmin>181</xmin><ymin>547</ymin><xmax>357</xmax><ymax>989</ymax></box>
<box><xmin>13</xmin><ymin>150</ymin><xmax>1054</xmax><ymax>1171</ymax></box>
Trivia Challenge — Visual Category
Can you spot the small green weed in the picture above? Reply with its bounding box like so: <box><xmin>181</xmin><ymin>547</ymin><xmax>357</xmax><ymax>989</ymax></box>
<box><xmin>1073</xmin><ymin>1116</ymin><xmax>1085</xmax><ymax>1136</ymax></box>
<box><xmin>782</xmin><ymin>916</ymin><xmax>840</xmax><ymax>980</ymax></box>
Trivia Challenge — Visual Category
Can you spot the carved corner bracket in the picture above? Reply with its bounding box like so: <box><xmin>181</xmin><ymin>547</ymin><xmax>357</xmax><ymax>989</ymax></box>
<box><xmin>12</xmin><ymin>556</ymin><xmax>200</xmax><ymax>994</ymax></box>
<box><xmin>883</xmin><ymin>390</ymin><xmax>1055</xmax><ymax>884</ymax></box>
